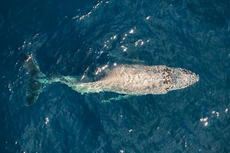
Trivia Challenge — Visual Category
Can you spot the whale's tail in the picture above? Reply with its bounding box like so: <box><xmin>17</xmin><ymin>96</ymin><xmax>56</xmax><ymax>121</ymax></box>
<box><xmin>20</xmin><ymin>52</ymin><xmax>47</xmax><ymax>106</ymax></box>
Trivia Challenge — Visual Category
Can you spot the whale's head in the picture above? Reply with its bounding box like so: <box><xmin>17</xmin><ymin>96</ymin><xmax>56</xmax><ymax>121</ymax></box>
<box><xmin>169</xmin><ymin>68</ymin><xmax>199</xmax><ymax>90</ymax></box>
<box><xmin>188</xmin><ymin>71</ymin><xmax>199</xmax><ymax>85</ymax></box>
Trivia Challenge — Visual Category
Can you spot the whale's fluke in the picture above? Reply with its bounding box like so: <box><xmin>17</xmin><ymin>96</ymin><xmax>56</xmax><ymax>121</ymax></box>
<box><xmin>25</xmin><ymin>78</ymin><xmax>41</xmax><ymax>106</ymax></box>
<box><xmin>20</xmin><ymin>52</ymin><xmax>44</xmax><ymax>106</ymax></box>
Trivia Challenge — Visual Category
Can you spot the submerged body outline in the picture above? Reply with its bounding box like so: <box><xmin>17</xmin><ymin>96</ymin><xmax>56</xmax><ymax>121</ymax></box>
<box><xmin>20</xmin><ymin>52</ymin><xmax>199</xmax><ymax>106</ymax></box>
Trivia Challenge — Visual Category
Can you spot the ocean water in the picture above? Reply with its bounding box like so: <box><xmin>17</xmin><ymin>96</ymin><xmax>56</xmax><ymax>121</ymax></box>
<box><xmin>1</xmin><ymin>0</ymin><xmax>230</xmax><ymax>152</ymax></box>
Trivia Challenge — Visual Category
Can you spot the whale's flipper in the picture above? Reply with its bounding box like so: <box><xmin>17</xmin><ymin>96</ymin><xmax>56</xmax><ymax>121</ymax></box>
<box><xmin>20</xmin><ymin>52</ymin><xmax>45</xmax><ymax>106</ymax></box>
<box><xmin>101</xmin><ymin>94</ymin><xmax>134</xmax><ymax>103</ymax></box>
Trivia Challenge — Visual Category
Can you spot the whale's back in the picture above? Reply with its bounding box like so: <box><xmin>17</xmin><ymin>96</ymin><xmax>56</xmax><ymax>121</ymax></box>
<box><xmin>74</xmin><ymin>65</ymin><xmax>199</xmax><ymax>95</ymax></box>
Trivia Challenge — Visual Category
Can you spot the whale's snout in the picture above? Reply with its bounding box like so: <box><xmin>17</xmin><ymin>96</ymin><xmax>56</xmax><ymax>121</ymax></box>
<box><xmin>189</xmin><ymin>73</ymin><xmax>199</xmax><ymax>85</ymax></box>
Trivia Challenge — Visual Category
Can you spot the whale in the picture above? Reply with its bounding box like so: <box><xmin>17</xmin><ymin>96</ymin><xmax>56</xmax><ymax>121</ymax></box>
<box><xmin>20</xmin><ymin>52</ymin><xmax>199</xmax><ymax>106</ymax></box>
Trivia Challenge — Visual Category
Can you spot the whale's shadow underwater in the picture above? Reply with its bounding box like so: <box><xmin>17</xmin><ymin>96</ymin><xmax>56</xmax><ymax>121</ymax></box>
<box><xmin>20</xmin><ymin>52</ymin><xmax>199</xmax><ymax>106</ymax></box>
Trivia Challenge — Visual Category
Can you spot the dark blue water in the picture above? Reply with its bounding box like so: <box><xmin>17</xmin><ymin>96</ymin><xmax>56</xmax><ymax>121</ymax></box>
<box><xmin>1</xmin><ymin>0</ymin><xmax>230</xmax><ymax>152</ymax></box>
